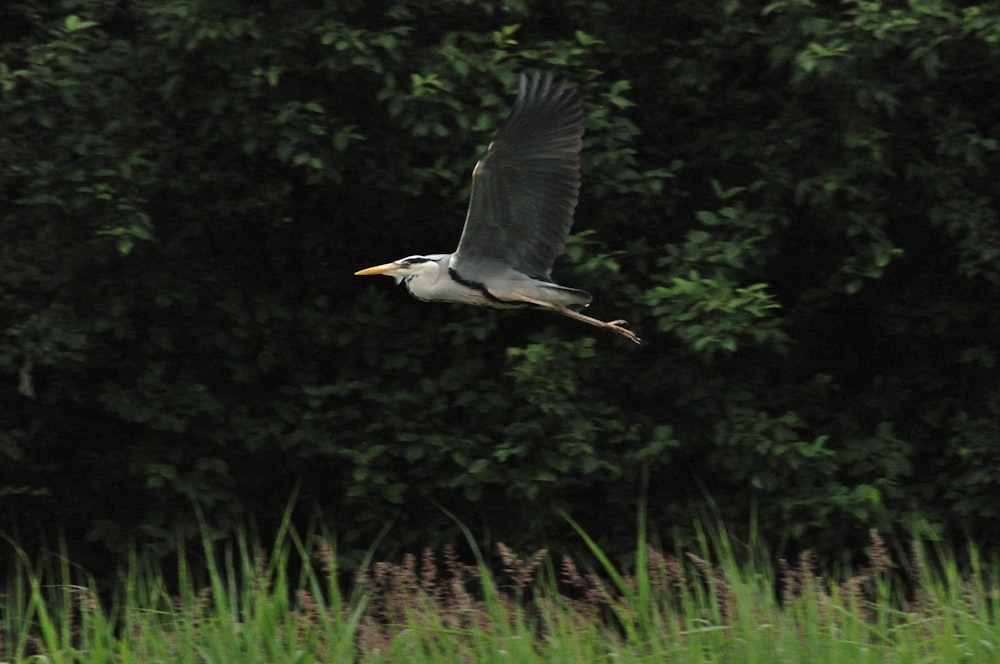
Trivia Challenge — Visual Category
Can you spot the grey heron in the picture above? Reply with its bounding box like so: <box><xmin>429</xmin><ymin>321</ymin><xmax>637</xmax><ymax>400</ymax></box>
<box><xmin>355</xmin><ymin>72</ymin><xmax>641</xmax><ymax>345</ymax></box>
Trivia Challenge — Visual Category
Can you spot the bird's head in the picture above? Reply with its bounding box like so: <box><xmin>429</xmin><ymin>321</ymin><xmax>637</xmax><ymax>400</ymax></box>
<box><xmin>354</xmin><ymin>255</ymin><xmax>441</xmax><ymax>284</ymax></box>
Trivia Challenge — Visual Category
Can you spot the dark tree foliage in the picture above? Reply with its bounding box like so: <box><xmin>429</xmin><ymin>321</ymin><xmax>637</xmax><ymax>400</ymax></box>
<box><xmin>2</xmin><ymin>0</ymin><xmax>999</xmax><ymax>570</ymax></box>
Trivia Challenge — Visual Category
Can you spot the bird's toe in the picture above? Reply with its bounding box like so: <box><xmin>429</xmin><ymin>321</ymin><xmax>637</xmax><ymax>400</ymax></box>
<box><xmin>607</xmin><ymin>321</ymin><xmax>642</xmax><ymax>345</ymax></box>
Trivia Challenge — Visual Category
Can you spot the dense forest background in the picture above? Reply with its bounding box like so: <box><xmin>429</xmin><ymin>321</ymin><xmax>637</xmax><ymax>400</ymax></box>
<box><xmin>3</xmin><ymin>0</ymin><xmax>1000</xmax><ymax>574</ymax></box>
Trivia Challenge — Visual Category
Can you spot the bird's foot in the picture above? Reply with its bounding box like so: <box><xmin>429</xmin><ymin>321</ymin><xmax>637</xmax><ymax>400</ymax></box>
<box><xmin>606</xmin><ymin>320</ymin><xmax>642</xmax><ymax>345</ymax></box>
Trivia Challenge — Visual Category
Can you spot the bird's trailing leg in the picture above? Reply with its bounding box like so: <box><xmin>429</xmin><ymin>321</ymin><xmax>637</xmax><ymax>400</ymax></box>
<box><xmin>518</xmin><ymin>296</ymin><xmax>642</xmax><ymax>345</ymax></box>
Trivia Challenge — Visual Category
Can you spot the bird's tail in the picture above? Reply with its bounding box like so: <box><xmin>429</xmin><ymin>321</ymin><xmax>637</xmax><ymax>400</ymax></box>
<box><xmin>541</xmin><ymin>283</ymin><xmax>593</xmax><ymax>310</ymax></box>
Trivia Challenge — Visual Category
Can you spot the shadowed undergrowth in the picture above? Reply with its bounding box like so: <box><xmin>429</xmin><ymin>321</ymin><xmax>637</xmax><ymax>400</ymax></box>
<box><xmin>2</xmin><ymin>522</ymin><xmax>998</xmax><ymax>663</ymax></box>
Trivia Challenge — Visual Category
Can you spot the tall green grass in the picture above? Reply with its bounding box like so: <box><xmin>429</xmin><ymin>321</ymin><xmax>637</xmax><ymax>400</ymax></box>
<box><xmin>2</xmin><ymin>522</ymin><xmax>998</xmax><ymax>663</ymax></box>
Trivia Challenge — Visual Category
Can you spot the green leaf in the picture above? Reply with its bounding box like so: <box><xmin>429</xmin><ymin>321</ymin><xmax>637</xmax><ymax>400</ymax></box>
<box><xmin>64</xmin><ymin>15</ymin><xmax>99</xmax><ymax>32</ymax></box>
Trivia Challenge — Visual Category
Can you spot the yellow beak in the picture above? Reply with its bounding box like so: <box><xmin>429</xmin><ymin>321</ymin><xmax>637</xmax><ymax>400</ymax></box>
<box><xmin>354</xmin><ymin>262</ymin><xmax>398</xmax><ymax>276</ymax></box>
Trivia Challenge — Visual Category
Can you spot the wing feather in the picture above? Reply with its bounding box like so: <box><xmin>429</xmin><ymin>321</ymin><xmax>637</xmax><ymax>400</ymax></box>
<box><xmin>452</xmin><ymin>72</ymin><xmax>583</xmax><ymax>280</ymax></box>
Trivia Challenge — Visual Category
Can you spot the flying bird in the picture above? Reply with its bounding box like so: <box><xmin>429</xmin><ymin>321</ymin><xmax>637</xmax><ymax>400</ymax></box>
<box><xmin>355</xmin><ymin>72</ymin><xmax>641</xmax><ymax>345</ymax></box>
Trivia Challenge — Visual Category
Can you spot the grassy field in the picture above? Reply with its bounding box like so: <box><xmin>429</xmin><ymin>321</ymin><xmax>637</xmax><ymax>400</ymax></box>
<box><xmin>2</xmin><ymin>520</ymin><xmax>998</xmax><ymax>663</ymax></box>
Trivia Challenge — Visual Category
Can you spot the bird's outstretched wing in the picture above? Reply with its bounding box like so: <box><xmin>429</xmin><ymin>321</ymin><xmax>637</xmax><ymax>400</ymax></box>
<box><xmin>452</xmin><ymin>72</ymin><xmax>583</xmax><ymax>281</ymax></box>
